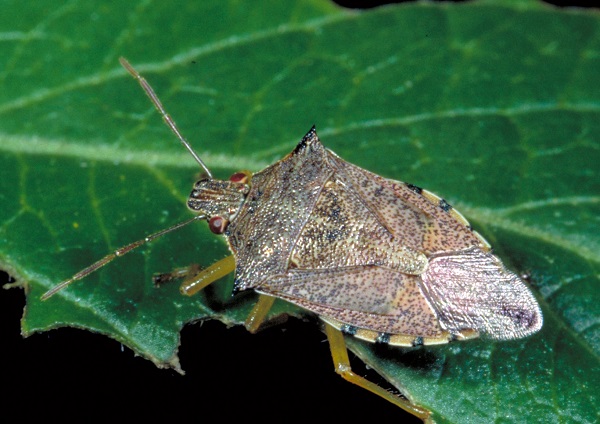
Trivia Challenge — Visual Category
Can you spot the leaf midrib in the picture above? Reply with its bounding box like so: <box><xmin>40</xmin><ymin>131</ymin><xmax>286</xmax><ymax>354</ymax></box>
<box><xmin>3</xmin><ymin>99</ymin><xmax>598</xmax><ymax>166</ymax></box>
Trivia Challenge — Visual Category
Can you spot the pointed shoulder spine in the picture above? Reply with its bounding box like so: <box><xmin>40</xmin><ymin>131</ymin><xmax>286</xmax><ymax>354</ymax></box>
<box><xmin>294</xmin><ymin>125</ymin><xmax>320</xmax><ymax>154</ymax></box>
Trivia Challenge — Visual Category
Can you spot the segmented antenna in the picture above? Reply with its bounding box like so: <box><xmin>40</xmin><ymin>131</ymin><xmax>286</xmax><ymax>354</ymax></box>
<box><xmin>41</xmin><ymin>58</ymin><xmax>213</xmax><ymax>300</ymax></box>
<box><xmin>41</xmin><ymin>215</ymin><xmax>206</xmax><ymax>300</ymax></box>
<box><xmin>119</xmin><ymin>57</ymin><xmax>213</xmax><ymax>178</ymax></box>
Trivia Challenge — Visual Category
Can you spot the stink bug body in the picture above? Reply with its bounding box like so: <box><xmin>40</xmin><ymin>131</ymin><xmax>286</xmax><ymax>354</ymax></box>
<box><xmin>42</xmin><ymin>58</ymin><xmax>543</xmax><ymax>420</ymax></box>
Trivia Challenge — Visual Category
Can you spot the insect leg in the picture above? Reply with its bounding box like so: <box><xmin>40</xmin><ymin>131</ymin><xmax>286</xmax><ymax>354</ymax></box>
<box><xmin>179</xmin><ymin>255</ymin><xmax>235</xmax><ymax>296</ymax></box>
<box><xmin>324</xmin><ymin>323</ymin><xmax>430</xmax><ymax>420</ymax></box>
<box><xmin>244</xmin><ymin>294</ymin><xmax>276</xmax><ymax>333</ymax></box>
<box><xmin>153</xmin><ymin>265</ymin><xmax>201</xmax><ymax>286</ymax></box>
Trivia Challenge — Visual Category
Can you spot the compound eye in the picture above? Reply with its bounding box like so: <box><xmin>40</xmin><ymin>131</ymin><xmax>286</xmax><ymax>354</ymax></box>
<box><xmin>208</xmin><ymin>216</ymin><xmax>228</xmax><ymax>234</ymax></box>
<box><xmin>229</xmin><ymin>171</ymin><xmax>251</xmax><ymax>184</ymax></box>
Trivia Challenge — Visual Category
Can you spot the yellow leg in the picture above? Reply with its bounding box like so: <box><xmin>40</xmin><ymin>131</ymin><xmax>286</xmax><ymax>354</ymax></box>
<box><xmin>177</xmin><ymin>256</ymin><xmax>275</xmax><ymax>333</ymax></box>
<box><xmin>244</xmin><ymin>294</ymin><xmax>276</xmax><ymax>333</ymax></box>
<box><xmin>324</xmin><ymin>323</ymin><xmax>430</xmax><ymax>421</ymax></box>
<box><xmin>179</xmin><ymin>255</ymin><xmax>235</xmax><ymax>296</ymax></box>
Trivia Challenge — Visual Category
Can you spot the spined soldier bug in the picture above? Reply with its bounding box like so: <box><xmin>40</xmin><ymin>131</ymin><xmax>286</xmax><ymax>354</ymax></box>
<box><xmin>42</xmin><ymin>58</ymin><xmax>543</xmax><ymax>420</ymax></box>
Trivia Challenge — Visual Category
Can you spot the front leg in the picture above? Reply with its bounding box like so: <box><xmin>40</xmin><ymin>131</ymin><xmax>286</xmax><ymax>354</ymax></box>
<box><xmin>174</xmin><ymin>258</ymin><xmax>278</xmax><ymax>333</ymax></box>
<box><xmin>179</xmin><ymin>255</ymin><xmax>236</xmax><ymax>296</ymax></box>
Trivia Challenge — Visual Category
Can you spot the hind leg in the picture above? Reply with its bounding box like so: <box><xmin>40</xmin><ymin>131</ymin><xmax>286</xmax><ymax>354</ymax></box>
<box><xmin>324</xmin><ymin>323</ymin><xmax>430</xmax><ymax>420</ymax></box>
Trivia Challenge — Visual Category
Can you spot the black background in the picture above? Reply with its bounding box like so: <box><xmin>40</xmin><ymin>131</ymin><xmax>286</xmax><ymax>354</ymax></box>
<box><xmin>2</xmin><ymin>270</ymin><xmax>422</xmax><ymax>422</ymax></box>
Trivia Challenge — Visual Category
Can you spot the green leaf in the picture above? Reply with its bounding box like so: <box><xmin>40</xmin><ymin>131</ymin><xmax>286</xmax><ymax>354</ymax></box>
<box><xmin>1</xmin><ymin>1</ymin><xmax>598</xmax><ymax>423</ymax></box>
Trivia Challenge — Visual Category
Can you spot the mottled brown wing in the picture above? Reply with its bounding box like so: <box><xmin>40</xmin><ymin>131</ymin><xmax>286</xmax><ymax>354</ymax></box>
<box><xmin>247</xmin><ymin>139</ymin><xmax>458</xmax><ymax>337</ymax></box>
<box><xmin>325</xmin><ymin>150</ymin><xmax>486</xmax><ymax>255</ymax></box>
<box><xmin>306</xmin><ymin>149</ymin><xmax>540</xmax><ymax>339</ymax></box>
<box><xmin>229</xmin><ymin>129</ymin><xmax>541</xmax><ymax>340</ymax></box>
<box><xmin>257</xmin><ymin>266</ymin><xmax>445</xmax><ymax>338</ymax></box>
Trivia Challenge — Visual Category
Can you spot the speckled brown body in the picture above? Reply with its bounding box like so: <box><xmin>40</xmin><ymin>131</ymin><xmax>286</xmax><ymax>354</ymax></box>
<box><xmin>190</xmin><ymin>127</ymin><xmax>542</xmax><ymax>346</ymax></box>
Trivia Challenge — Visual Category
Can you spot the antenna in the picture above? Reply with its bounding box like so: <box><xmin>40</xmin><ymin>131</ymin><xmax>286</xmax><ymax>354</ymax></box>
<box><xmin>41</xmin><ymin>215</ymin><xmax>206</xmax><ymax>300</ymax></box>
<box><xmin>42</xmin><ymin>58</ymin><xmax>214</xmax><ymax>300</ymax></box>
<box><xmin>119</xmin><ymin>57</ymin><xmax>213</xmax><ymax>178</ymax></box>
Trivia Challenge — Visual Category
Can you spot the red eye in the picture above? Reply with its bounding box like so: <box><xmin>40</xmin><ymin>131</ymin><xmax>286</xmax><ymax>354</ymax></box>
<box><xmin>208</xmin><ymin>216</ymin><xmax>228</xmax><ymax>234</ymax></box>
<box><xmin>229</xmin><ymin>172</ymin><xmax>250</xmax><ymax>184</ymax></box>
